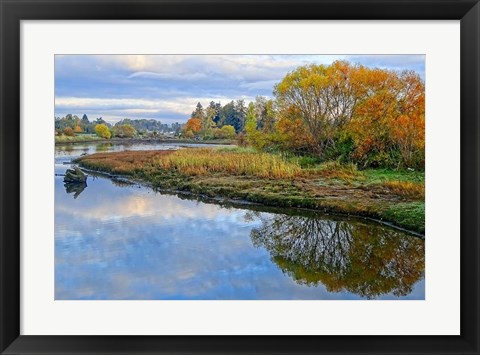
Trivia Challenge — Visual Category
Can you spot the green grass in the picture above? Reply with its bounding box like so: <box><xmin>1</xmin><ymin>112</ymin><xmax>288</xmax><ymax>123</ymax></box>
<box><xmin>363</xmin><ymin>168</ymin><xmax>424</xmax><ymax>184</ymax></box>
<box><xmin>381</xmin><ymin>202</ymin><xmax>425</xmax><ymax>234</ymax></box>
<box><xmin>55</xmin><ymin>134</ymin><xmax>101</xmax><ymax>143</ymax></box>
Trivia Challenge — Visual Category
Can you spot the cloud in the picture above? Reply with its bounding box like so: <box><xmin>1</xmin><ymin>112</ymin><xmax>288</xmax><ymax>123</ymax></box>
<box><xmin>128</xmin><ymin>71</ymin><xmax>208</xmax><ymax>81</ymax></box>
<box><xmin>239</xmin><ymin>80</ymin><xmax>280</xmax><ymax>90</ymax></box>
<box><xmin>55</xmin><ymin>54</ymin><xmax>425</xmax><ymax>124</ymax></box>
<box><xmin>347</xmin><ymin>54</ymin><xmax>425</xmax><ymax>79</ymax></box>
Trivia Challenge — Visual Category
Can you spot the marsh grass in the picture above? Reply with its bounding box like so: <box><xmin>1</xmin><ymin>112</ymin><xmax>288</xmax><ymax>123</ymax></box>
<box><xmin>76</xmin><ymin>148</ymin><xmax>425</xmax><ymax>233</ymax></box>
<box><xmin>78</xmin><ymin>148</ymin><xmax>302</xmax><ymax>179</ymax></box>
<box><xmin>78</xmin><ymin>150</ymin><xmax>174</xmax><ymax>175</ymax></box>
<box><xmin>380</xmin><ymin>180</ymin><xmax>425</xmax><ymax>200</ymax></box>
<box><xmin>312</xmin><ymin>161</ymin><xmax>363</xmax><ymax>181</ymax></box>
<box><xmin>156</xmin><ymin>148</ymin><xmax>302</xmax><ymax>179</ymax></box>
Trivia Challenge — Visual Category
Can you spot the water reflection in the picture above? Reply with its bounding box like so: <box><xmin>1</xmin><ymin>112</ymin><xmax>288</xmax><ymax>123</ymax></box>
<box><xmin>95</xmin><ymin>143</ymin><xmax>114</xmax><ymax>151</ymax></box>
<box><xmin>55</xmin><ymin>142</ymin><xmax>425</xmax><ymax>300</ymax></box>
<box><xmin>250</xmin><ymin>213</ymin><xmax>425</xmax><ymax>299</ymax></box>
<box><xmin>64</xmin><ymin>182</ymin><xmax>87</xmax><ymax>199</ymax></box>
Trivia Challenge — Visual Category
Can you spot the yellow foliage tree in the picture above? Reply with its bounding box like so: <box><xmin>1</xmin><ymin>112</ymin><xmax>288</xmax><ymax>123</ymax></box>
<box><xmin>95</xmin><ymin>123</ymin><xmax>111</xmax><ymax>139</ymax></box>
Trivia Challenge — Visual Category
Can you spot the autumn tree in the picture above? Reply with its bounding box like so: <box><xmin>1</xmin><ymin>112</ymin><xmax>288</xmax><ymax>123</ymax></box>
<box><xmin>63</xmin><ymin>127</ymin><xmax>75</xmax><ymax>137</ymax></box>
<box><xmin>182</xmin><ymin>117</ymin><xmax>202</xmax><ymax>138</ymax></box>
<box><xmin>347</xmin><ymin>68</ymin><xmax>425</xmax><ymax>168</ymax></box>
<box><xmin>74</xmin><ymin>125</ymin><xmax>83</xmax><ymax>133</ymax></box>
<box><xmin>112</xmin><ymin>124</ymin><xmax>137</xmax><ymax>138</ymax></box>
<box><xmin>251</xmin><ymin>213</ymin><xmax>424</xmax><ymax>298</ymax></box>
<box><xmin>274</xmin><ymin>61</ymin><xmax>361</xmax><ymax>155</ymax></box>
<box><xmin>391</xmin><ymin>71</ymin><xmax>425</xmax><ymax>168</ymax></box>
<box><xmin>276</xmin><ymin>116</ymin><xmax>315</xmax><ymax>154</ymax></box>
<box><xmin>274</xmin><ymin>61</ymin><xmax>425</xmax><ymax>169</ymax></box>
<box><xmin>95</xmin><ymin>123</ymin><xmax>111</xmax><ymax>139</ymax></box>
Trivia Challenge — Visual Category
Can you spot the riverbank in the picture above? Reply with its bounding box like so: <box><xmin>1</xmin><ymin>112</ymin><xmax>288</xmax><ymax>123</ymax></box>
<box><xmin>76</xmin><ymin>148</ymin><xmax>425</xmax><ymax>234</ymax></box>
<box><xmin>55</xmin><ymin>135</ymin><xmax>234</xmax><ymax>145</ymax></box>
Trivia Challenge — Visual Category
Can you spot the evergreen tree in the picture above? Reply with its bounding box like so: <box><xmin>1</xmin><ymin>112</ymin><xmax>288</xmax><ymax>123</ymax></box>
<box><xmin>234</xmin><ymin>99</ymin><xmax>247</xmax><ymax>133</ymax></box>
<box><xmin>191</xmin><ymin>102</ymin><xmax>205</xmax><ymax>120</ymax></box>
<box><xmin>208</xmin><ymin>101</ymin><xmax>222</xmax><ymax>127</ymax></box>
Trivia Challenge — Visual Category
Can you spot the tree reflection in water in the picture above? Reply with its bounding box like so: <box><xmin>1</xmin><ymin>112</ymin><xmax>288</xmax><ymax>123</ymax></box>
<box><xmin>250</xmin><ymin>213</ymin><xmax>424</xmax><ymax>299</ymax></box>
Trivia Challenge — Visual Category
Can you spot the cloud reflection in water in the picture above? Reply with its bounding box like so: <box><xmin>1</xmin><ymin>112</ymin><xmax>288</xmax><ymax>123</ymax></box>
<box><xmin>55</xmin><ymin>167</ymin><xmax>424</xmax><ymax>300</ymax></box>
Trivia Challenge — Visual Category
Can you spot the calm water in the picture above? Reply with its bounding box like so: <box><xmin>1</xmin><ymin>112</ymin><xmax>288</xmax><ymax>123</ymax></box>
<box><xmin>55</xmin><ymin>142</ymin><xmax>425</xmax><ymax>300</ymax></box>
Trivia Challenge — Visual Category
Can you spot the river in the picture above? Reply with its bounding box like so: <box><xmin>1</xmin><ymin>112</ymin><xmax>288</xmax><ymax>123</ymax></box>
<box><xmin>55</xmin><ymin>142</ymin><xmax>425</xmax><ymax>300</ymax></box>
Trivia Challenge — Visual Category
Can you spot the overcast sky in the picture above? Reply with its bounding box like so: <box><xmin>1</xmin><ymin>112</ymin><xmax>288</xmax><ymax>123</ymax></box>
<box><xmin>55</xmin><ymin>54</ymin><xmax>425</xmax><ymax>125</ymax></box>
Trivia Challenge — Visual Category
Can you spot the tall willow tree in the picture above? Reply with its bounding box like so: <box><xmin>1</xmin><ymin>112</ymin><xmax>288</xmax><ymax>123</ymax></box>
<box><xmin>274</xmin><ymin>61</ymin><xmax>361</xmax><ymax>155</ymax></box>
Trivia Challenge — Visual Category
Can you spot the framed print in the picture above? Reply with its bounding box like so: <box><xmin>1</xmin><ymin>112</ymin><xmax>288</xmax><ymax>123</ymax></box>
<box><xmin>1</xmin><ymin>0</ymin><xmax>479</xmax><ymax>354</ymax></box>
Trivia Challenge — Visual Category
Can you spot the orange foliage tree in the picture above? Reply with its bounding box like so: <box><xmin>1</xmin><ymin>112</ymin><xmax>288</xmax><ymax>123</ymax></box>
<box><xmin>183</xmin><ymin>118</ymin><xmax>202</xmax><ymax>137</ymax></box>
<box><xmin>273</xmin><ymin>61</ymin><xmax>425</xmax><ymax>169</ymax></box>
<box><xmin>74</xmin><ymin>125</ymin><xmax>83</xmax><ymax>133</ymax></box>
<box><xmin>63</xmin><ymin>127</ymin><xmax>75</xmax><ymax>137</ymax></box>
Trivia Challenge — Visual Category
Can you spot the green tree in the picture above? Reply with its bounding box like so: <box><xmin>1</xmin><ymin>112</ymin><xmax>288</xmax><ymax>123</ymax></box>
<box><xmin>235</xmin><ymin>100</ymin><xmax>247</xmax><ymax>132</ymax></box>
<box><xmin>255</xmin><ymin>97</ymin><xmax>276</xmax><ymax>133</ymax></box>
<box><xmin>95</xmin><ymin>117</ymin><xmax>107</xmax><ymax>126</ymax></box>
<box><xmin>201</xmin><ymin>106</ymin><xmax>217</xmax><ymax>137</ymax></box>
<box><xmin>80</xmin><ymin>114</ymin><xmax>91</xmax><ymax>132</ymax></box>
<box><xmin>221</xmin><ymin>100</ymin><xmax>245</xmax><ymax>133</ymax></box>
<box><xmin>208</xmin><ymin>101</ymin><xmax>222</xmax><ymax>127</ymax></box>
<box><xmin>245</xmin><ymin>102</ymin><xmax>258</xmax><ymax>145</ymax></box>
<box><xmin>220</xmin><ymin>125</ymin><xmax>236</xmax><ymax>139</ymax></box>
<box><xmin>191</xmin><ymin>102</ymin><xmax>205</xmax><ymax>120</ymax></box>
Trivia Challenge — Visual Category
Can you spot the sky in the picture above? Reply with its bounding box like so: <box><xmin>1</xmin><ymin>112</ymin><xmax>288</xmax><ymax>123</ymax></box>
<box><xmin>55</xmin><ymin>54</ymin><xmax>425</xmax><ymax>125</ymax></box>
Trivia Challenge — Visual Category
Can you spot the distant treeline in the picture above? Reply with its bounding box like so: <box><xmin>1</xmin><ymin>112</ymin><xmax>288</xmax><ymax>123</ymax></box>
<box><xmin>54</xmin><ymin>114</ymin><xmax>183</xmax><ymax>137</ymax></box>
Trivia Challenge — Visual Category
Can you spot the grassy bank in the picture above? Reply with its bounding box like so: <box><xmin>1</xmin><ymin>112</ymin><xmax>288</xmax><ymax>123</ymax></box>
<box><xmin>76</xmin><ymin>148</ymin><xmax>425</xmax><ymax>233</ymax></box>
<box><xmin>55</xmin><ymin>134</ymin><xmax>102</xmax><ymax>143</ymax></box>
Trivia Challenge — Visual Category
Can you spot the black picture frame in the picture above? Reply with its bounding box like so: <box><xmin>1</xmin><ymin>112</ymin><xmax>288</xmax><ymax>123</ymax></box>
<box><xmin>1</xmin><ymin>0</ymin><xmax>479</xmax><ymax>354</ymax></box>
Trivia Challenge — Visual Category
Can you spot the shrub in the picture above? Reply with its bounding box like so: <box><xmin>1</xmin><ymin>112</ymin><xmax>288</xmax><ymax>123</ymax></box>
<box><xmin>95</xmin><ymin>124</ymin><xmax>111</xmax><ymax>139</ymax></box>
<box><xmin>112</xmin><ymin>124</ymin><xmax>136</xmax><ymax>138</ymax></box>
<box><xmin>63</xmin><ymin>127</ymin><xmax>75</xmax><ymax>137</ymax></box>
